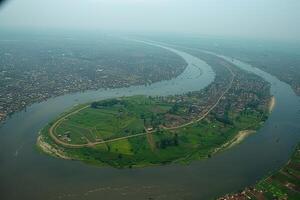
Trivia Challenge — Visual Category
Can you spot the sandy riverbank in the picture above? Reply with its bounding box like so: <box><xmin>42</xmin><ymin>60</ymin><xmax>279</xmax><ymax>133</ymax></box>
<box><xmin>227</xmin><ymin>130</ymin><xmax>256</xmax><ymax>149</ymax></box>
<box><xmin>37</xmin><ymin>135</ymin><xmax>70</xmax><ymax>160</ymax></box>
<box><xmin>269</xmin><ymin>96</ymin><xmax>276</xmax><ymax>113</ymax></box>
<box><xmin>213</xmin><ymin>130</ymin><xmax>256</xmax><ymax>154</ymax></box>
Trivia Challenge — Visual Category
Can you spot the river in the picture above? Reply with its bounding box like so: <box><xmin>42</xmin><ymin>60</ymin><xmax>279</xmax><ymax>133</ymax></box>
<box><xmin>0</xmin><ymin>40</ymin><xmax>299</xmax><ymax>200</ymax></box>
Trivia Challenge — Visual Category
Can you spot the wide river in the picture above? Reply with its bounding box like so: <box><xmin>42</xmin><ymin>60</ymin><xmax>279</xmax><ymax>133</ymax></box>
<box><xmin>0</xmin><ymin>41</ymin><xmax>300</xmax><ymax>200</ymax></box>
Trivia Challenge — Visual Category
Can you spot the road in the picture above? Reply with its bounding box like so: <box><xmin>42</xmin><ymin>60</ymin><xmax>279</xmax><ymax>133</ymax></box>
<box><xmin>163</xmin><ymin>64</ymin><xmax>235</xmax><ymax>130</ymax></box>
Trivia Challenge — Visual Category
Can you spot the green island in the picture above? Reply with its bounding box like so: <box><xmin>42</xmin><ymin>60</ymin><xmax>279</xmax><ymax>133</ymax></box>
<box><xmin>37</xmin><ymin>52</ymin><xmax>272</xmax><ymax>168</ymax></box>
<box><xmin>218</xmin><ymin>142</ymin><xmax>300</xmax><ymax>200</ymax></box>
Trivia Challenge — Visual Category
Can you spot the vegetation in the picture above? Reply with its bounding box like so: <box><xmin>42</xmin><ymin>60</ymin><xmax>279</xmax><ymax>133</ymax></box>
<box><xmin>39</xmin><ymin>94</ymin><xmax>269</xmax><ymax>168</ymax></box>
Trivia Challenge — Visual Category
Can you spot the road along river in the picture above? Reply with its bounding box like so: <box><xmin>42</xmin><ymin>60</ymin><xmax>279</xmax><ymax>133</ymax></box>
<box><xmin>0</xmin><ymin>41</ymin><xmax>300</xmax><ymax>200</ymax></box>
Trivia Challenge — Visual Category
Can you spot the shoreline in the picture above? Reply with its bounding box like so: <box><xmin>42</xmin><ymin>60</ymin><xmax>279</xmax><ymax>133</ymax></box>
<box><xmin>268</xmin><ymin>96</ymin><xmax>276</xmax><ymax>113</ymax></box>
<box><xmin>218</xmin><ymin>143</ymin><xmax>300</xmax><ymax>200</ymax></box>
<box><xmin>38</xmin><ymin>129</ymin><xmax>258</xmax><ymax>168</ymax></box>
<box><xmin>213</xmin><ymin>130</ymin><xmax>256</xmax><ymax>154</ymax></box>
<box><xmin>227</xmin><ymin>130</ymin><xmax>256</xmax><ymax>149</ymax></box>
<box><xmin>37</xmin><ymin>134</ymin><xmax>71</xmax><ymax>160</ymax></box>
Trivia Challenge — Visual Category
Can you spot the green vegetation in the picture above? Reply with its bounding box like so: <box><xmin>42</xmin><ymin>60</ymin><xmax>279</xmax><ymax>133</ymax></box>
<box><xmin>39</xmin><ymin>95</ymin><xmax>268</xmax><ymax>168</ymax></box>
<box><xmin>53</xmin><ymin>96</ymin><xmax>171</xmax><ymax>143</ymax></box>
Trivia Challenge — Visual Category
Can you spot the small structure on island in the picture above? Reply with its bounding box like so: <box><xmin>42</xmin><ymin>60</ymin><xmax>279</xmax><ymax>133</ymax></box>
<box><xmin>147</xmin><ymin>127</ymin><xmax>153</xmax><ymax>132</ymax></box>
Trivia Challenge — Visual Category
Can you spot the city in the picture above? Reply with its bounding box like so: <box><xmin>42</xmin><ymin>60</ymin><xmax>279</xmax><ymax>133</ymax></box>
<box><xmin>0</xmin><ymin>35</ymin><xmax>186</xmax><ymax>123</ymax></box>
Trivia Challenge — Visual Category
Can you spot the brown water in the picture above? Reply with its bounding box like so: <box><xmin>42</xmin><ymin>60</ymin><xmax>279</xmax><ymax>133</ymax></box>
<box><xmin>0</xmin><ymin>41</ymin><xmax>300</xmax><ymax>200</ymax></box>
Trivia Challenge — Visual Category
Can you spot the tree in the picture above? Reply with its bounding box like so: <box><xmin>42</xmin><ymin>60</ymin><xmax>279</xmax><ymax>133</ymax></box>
<box><xmin>169</xmin><ymin>103</ymin><xmax>179</xmax><ymax>114</ymax></box>
<box><xmin>118</xmin><ymin>154</ymin><xmax>123</xmax><ymax>159</ymax></box>
<box><xmin>173</xmin><ymin>133</ymin><xmax>179</xmax><ymax>146</ymax></box>
<box><xmin>91</xmin><ymin>102</ymin><xmax>98</xmax><ymax>109</ymax></box>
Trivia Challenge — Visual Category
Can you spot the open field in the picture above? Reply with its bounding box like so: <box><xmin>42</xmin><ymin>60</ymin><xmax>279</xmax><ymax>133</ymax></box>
<box><xmin>51</xmin><ymin>96</ymin><xmax>173</xmax><ymax>146</ymax></box>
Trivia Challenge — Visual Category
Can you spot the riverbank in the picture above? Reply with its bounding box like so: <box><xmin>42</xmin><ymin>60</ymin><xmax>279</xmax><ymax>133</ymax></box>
<box><xmin>212</xmin><ymin>130</ymin><xmax>256</xmax><ymax>154</ymax></box>
<box><xmin>269</xmin><ymin>96</ymin><xmax>276</xmax><ymax>113</ymax></box>
<box><xmin>218</xmin><ymin>142</ymin><xmax>300</xmax><ymax>200</ymax></box>
<box><xmin>37</xmin><ymin>134</ymin><xmax>71</xmax><ymax>160</ymax></box>
<box><xmin>227</xmin><ymin>130</ymin><xmax>256</xmax><ymax>148</ymax></box>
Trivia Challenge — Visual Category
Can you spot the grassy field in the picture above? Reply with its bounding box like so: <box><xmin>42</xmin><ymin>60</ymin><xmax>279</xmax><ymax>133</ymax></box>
<box><xmin>39</xmin><ymin>95</ymin><xmax>268</xmax><ymax>168</ymax></box>
<box><xmin>52</xmin><ymin>96</ymin><xmax>172</xmax><ymax>145</ymax></box>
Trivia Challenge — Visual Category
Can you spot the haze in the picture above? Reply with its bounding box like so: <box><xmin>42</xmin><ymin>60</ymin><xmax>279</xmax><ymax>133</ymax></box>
<box><xmin>0</xmin><ymin>0</ymin><xmax>300</xmax><ymax>41</ymax></box>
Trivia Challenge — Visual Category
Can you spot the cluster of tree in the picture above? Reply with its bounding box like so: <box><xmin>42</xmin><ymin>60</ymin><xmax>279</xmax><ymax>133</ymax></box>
<box><xmin>168</xmin><ymin>103</ymin><xmax>179</xmax><ymax>114</ymax></box>
<box><xmin>246</xmin><ymin>100</ymin><xmax>260</xmax><ymax>109</ymax></box>
<box><xmin>215</xmin><ymin>115</ymin><xmax>233</xmax><ymax>125</ymax></box>
<box><xmin>214</xmin><ymin>105</ymin><xmax>233</xmax><ymax>125</ymax></box>
<box><xmin>156</xmin><ymin>134</ymin><xmax>179</xmax><ymax>149</ymax></box>
<box><xmin>141</xmin><ymin>113</ymin><xmax>164</xmax><ymax>129</ymax></box>
<box><xmin>91</xmin><ymin>99</ymin><xmax>125</xmax><ymax>109</ymax></box>
<box><xmin>150</xmin><ymin>113</ymin><xmax>164</xmax><ymax>129</ymax></box>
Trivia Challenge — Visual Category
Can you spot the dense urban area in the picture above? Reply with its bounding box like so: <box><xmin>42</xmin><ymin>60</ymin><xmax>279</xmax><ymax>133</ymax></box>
<box><xmin>0</xmin><ymin>34</ymin><xmax>186</xmax><ymax>122</ymax></box>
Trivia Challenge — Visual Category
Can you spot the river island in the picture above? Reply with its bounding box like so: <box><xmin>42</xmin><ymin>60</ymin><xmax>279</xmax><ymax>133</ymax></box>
<box><xmin>37</xmin><ymin>50</ymin><xmax>273</xmax><ymax>168</ymax></box>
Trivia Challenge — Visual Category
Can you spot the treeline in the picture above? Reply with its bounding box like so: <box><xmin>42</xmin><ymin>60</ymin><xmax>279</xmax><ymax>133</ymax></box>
<box><xmin>156</xmin><ymin>134</ymin><xmax>179</xmax><ymax>149</ymax></box>
<box><xmin>91</xmin><ymin>99</ymin><xmax>125</xmax><ymax>108</ymax></box>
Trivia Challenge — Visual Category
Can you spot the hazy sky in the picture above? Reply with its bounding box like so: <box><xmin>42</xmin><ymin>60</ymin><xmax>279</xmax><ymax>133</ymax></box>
<box><xmin>0</xmin><ymin>0</ymin><xmax>300</xmax><ymax>40</ymax></box>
